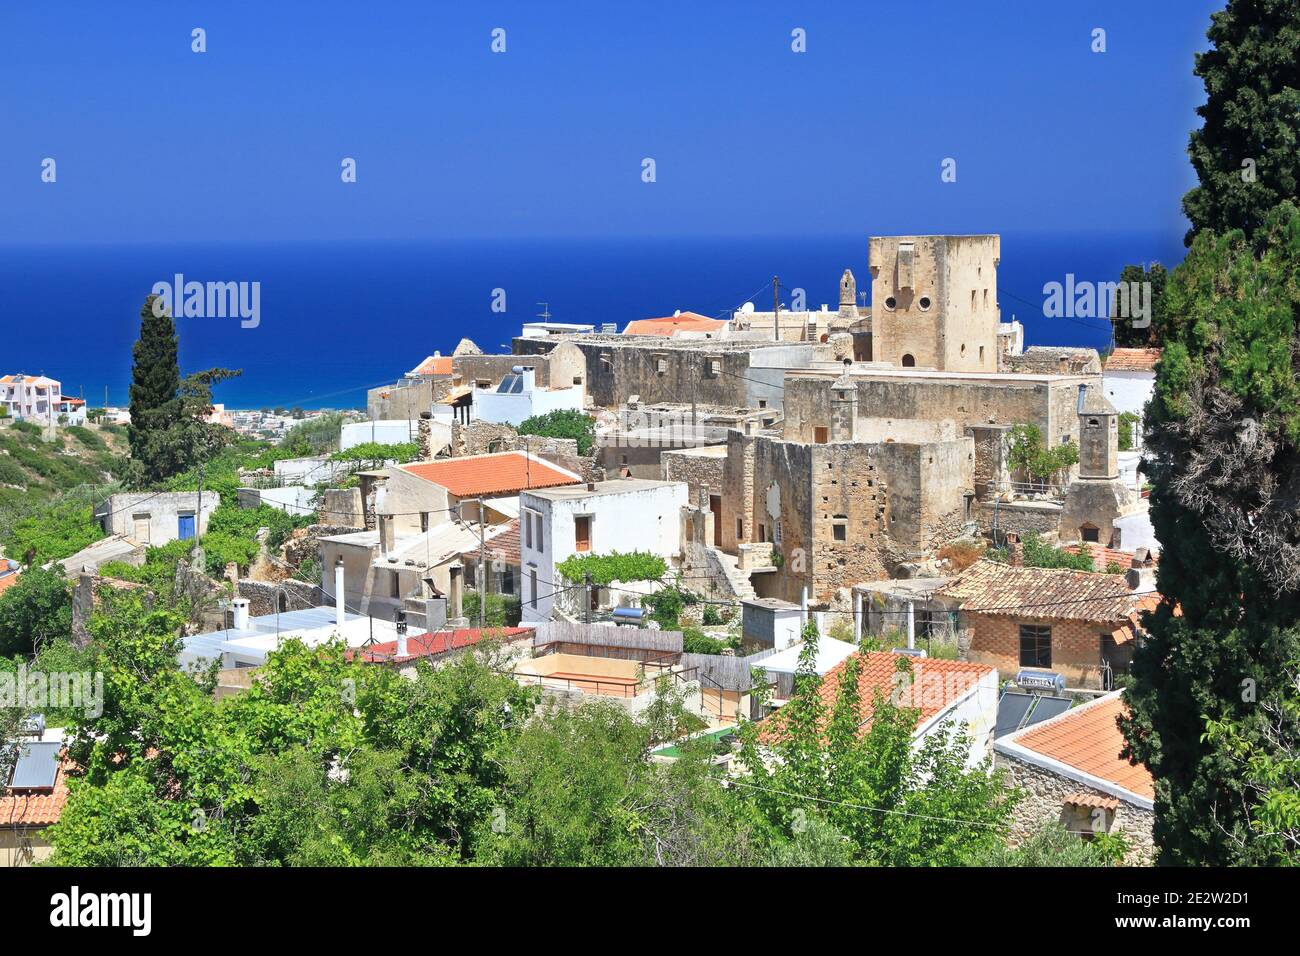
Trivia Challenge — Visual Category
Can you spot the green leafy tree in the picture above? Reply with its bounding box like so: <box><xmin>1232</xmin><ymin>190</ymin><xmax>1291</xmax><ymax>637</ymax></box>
<box><xmin>734</xmin><ymin>622</ymin><xmax>1014</xmax><ymax>865</ymax></box>
<box><xmin>1007</xmin><ymin>424</ymin><xmax>1079</xmax><ymax>489</ymax></box>
<box><xmin>1120</xmin><ymin>205</ymin><xmax>1300</xmax><ymax>865</ymax></box>
<box><xmin>1110</xmin><ymin>262</ymin><xmax>1167</xmax><ymax>348</ymax></box>
<box><xmin>1181</xmin><ymin>0</ymin><xmax>1300</xmax><ymax>246</ymax></box>
<box><xmin>0</xmin><ymin>565</ymin><xmax>72</xmax><ymax>656</ymax></box>
<box><xmin>518</xmin><ymin>409</ymin><xmax>597</xmax><ymax>456</ymax></box>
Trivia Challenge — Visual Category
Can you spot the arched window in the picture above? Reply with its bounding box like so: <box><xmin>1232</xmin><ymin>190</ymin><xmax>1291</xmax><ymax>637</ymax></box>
<box><xmin>901</xmin><ymin>353</ymin><xmax>916</xmax><ymax>367</ymax></box>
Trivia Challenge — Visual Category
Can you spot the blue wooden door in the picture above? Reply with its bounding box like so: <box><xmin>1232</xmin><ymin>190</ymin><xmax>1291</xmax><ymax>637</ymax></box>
<box><xmin>178</xmin><ymin>514</ymin><xmax>196</xmax><ymax>540</ymax></box>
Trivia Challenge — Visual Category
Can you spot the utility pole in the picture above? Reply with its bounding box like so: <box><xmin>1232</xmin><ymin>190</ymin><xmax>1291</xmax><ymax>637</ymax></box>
<box><xmin>196</xmin><ymin>463</ymin><xmax>204</xmax><ymax>551</ymax></box>
<box><xmin>690</xmin><ymin>353</ymin><xmax>698</xmax><ymax>432</ymax></box>
<box><xmin>471</xmin><ymin>498</ymin><xmax>486</xmax><ymax>628</ymax></box>
<box><xmin>772</xmin><ymin>275</ymin><xmax>780</xmax><ymax>341</ymax></box>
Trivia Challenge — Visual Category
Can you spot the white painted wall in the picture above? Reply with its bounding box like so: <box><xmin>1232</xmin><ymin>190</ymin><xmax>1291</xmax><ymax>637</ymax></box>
<box><xmin>474</xmin><ymin>382</ymin><xmax>584</xmax><ymax>427</ymax></box>
<box><xmin>1103</xmin><ymin>370</ymin><xmax>1155</xmax><ymax>448</ymax></box>
<box><xmin>1114</xmin><ymin>507</ymin><xmax>1161</xmax><ymax>556</ymax></box>
<box><xmin>519</xmin><ymin>482</ymin><xmax>688</xmax><ymax>623</ymax></box>
<box><xmin>340</xmin><ymin>419</ymin><xmax>418</xmax><ymax>450</ymax></box>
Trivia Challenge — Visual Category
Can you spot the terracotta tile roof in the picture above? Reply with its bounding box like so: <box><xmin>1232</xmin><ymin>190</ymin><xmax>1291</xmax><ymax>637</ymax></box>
<box><xmin>624</xmin><ymin>312</ymin><xmax>727</xmax><ymax>336</ymax></box>
<box><xmin>1064</xmin><ymin>791</ymin><xmax>1120</xmax><ymax>811</ymax></box>
<box><xmin>351</xmin><ymin>626</ymin><xmax>531</xmax><ymax>665</ymax></box>
<box><xmin>0</xmin><ymin>570</ymin><xmax>20</xmax><ymax>596</ymax></box>
<box><xmin>1</xmin><ymin>749</ymin><xmax>70</xmax><ymax>828</ymax></box>
<box><xmin>761</xmin><ymin>651</ymin><xmax>994</xmax><ymax>742</ymax></box>
<box><xmin>1104</xmin><ymin>348</ymin><xmax>1161</xmax><ymax>371</ymax></box>
<box><xmin>407</xmin><ymin>355</ymin><xmax>453</xmax><ymax>377</ymax></box>
<box><xmin>1063</xmin><ymin>542</ymin><xmax>1157</xmax><ymax>573</ymax></box>
<box><xmin>1001</xmin><ymin>692</ymin><xmax>1154</xmax><ymax>801</ymax></box>
<box><xmin>938</xmin><ymin>559</ymin><xmax>1147</xmax><ymax>623</ymax></box>
<box><xmin>400</xmin><ymin>452</ymin><xmax>579</xmax><ymax>497</ymax></box>
<box><xmin>464</xmin><ymin>518</ymin><xmax>520</xmax><ymax>567</ymax></box>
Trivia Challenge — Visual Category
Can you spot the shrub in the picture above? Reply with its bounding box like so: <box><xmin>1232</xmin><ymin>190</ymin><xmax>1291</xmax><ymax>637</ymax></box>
<box><xmin>682</xmin><ymin>628</ymin><xmax>726</xmax><ymax>655</ymax></box>
<box><xmin>556</xmin><ymin>551</ymin><xmax>667</xmax><ymax>586</ymax></box>
<box><xmin>937</xmin><ymin>539</ymin><xmax>985</xmax><ymax>572</ymax></box>
<box><xmin>517</xmin><ymin>409</ymin><xmax>596</xmax><ymax>456</ymax></box>
<box><xmin>1117</xmin><ymin>411</ymin><xmax>1140</xmax><ymax>452</ymax></box>
<box><xmin>462</xmin><ymin>591</ymin><xmax>522</xmax><ymax>628</ymax></box>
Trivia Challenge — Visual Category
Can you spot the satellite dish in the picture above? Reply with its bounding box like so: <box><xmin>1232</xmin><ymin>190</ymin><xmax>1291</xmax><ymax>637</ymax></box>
<box><xmin>741</xmin><ymin>302</ymin><xmax>755</xmax><ymax>314</ymax></box>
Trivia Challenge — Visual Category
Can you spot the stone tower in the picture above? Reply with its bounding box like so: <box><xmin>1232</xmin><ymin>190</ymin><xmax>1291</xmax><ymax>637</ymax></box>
<box><xmin>1077</xmin><ymin>385</ymin><xmax>1119</xmax><ymax>479</ymax></box>
<box><xmin>867</xmin><ymin>235</ymin><xmax>1001</xmax><ymax>372</ymax></box>
<box><xmin>1060</xmin><ymin>385</ymin><xmax>1139</xmax><ymax>545</ymax></box>
<box><xmin>838</xmin><ymin>269</ymin><xmax>858</xmax><ymax>319</ymax></box>
<box><xmin>830</xmin><ymin>368</ymin><xmax>858</xmax><ymax>441</ymax></box>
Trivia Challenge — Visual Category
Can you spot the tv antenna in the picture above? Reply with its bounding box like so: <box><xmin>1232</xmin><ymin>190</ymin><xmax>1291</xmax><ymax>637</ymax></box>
<box><xmin>536</xmin><ymin>302</ymin><xmax>552</xmax><ymax>322</ymax></box>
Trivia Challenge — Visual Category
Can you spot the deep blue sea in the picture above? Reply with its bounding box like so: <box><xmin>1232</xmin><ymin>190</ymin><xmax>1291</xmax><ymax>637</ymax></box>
<box><xmin>0</xmin><ymin>233</ymin><xmax>1184</xmax><ymax>410</ymax></box>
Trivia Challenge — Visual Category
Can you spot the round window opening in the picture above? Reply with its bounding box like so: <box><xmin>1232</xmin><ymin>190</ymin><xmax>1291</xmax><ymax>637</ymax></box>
<box><xmin>884</xmin><ymin>296</ymin><xmax>897</xmax><ymax>311</ymax></box>
<box><xmin>918</xmin><ymin>296</ymin><xmax>932</xmax><ymax>310</ymax></box>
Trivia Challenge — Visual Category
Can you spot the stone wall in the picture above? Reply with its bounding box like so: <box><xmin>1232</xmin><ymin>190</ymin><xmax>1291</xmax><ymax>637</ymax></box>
<box><xmin>783</xmin><ymin>371</ymin><xmax>1090</xmax><ymax>452</ymax></box>
<box><xmin>449</xmin><ymin>419</ymin><xmax>581</xmax><ymax>460</ymax></box>
<box><xmin>975</xmin><ymin>499</ymin><xmax>1063</xmax><ymax>538</ymax></box>
<box><xmin>236</xmin><ymin>578</ymin><xmax>320</xmax><ymax>617</ymax></box>
<box><xmin>995</xmin><ymin>752</ymin><xmax>1154</xmax><ymax>865</ymax></box>
<box><xmin>663</xmin><ymin>447</ymin><xmax>726</xmax><ymax>506</ymax></box>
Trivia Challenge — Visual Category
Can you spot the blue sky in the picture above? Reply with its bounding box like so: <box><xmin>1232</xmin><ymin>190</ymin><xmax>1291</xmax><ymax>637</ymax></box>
<box><xmin>0</xmin><ymin>0</ymin><xmax>1220</xmax><ymax>243</ymax></box>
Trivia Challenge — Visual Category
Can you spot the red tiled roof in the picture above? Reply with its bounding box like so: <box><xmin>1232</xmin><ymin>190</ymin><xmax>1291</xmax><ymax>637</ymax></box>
<box><xmin>1004</xmin><ymin>692</ymin><xmax>1154</xmax><ymax>800</ymax></box>
<box><xmin>408</xmin><ymin>355</ymin><xmax>454</xmax><ymax>377</ymax></box>
<box><xmin>938</xmin><ymin>560</ymin><xmax>1149</xmax><ymax>624</ymax></box>
<box><xmin>624</xmin><ymin>312</ymin><xmax>727</xmax><ymax>336</ymax></box>
<box><xmin>761</xmin><ymin>651</ymin><xmax>994</xmax><ymax>742</ymax></box>
<box><xmin>400</xmin><ymin>452</ymin><xmax>579</xmax><ymax>497</ymax></box>
<box><xmin>1104</xmin><ymin>348</ymin><xmax>1161</xmax><ymax>371</ymax></box>
<box><xmin>465</xmin><ymin>518</ymin><xmax>520</xmax><ymax>567</ymax></box>
<box><xmin>1063</xmin><ymin>542</ymin><xmax>1158</xmax><ymax>573</ymax></box>
<box><xmin>1064</xmin><ymin>791</ymin><xmax>1120</xmax><ymax>811</ymax></box>
<box><xmin>1</xmin><ymin>751</ymin><xmax>69</xmax><ymax>828</ymax></box>
<box><xmin>351</xmin><ymin>626</ymin><xmax>531</xmax><ymax>665</ymax></box>
<box><xmin>0</xmin><ymin>571</ymin><xmax>20</xmax><ymax>596</ymax></box>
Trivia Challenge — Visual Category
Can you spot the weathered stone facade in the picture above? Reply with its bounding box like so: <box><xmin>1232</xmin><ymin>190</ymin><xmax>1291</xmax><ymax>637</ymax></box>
<box><xmin>514</xmin><ymin>335</ymin><xmax>822</xmax><ymax>410</ymax></box>
<box><xmin>869</xmin><ymin>235</ymin><xmax>1001</xmax><ymax>372</ymax></box>
<box><xmin>995</xmin><ymin>752</ymin><xmax>1155</xmax><ymax>865</ymax></box>
<box><xmin>719</xmin><ymin>429</ymin><xmax>974</xmax><ymax>604</ymax></box>
<box><xmin>782</xmin><ymin>368</ymin><xmax>1093</xmax><ymax>453</ymax></box>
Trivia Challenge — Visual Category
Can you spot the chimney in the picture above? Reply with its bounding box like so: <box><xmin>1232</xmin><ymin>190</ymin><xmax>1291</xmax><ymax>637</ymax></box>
<box><xmin>231</xmin><ymin>597</ymin><xmax>250</xmax><ymax>631</ymax></box>
<box><xmin>417</xmin><ymin>411</ymin><xmax>433</xmax><ymax>461</ymax></box>
<box><xmin>334</xmin><ymin>558</ymin><xmax>346</xmax><ymax>626</ymax></box>
<box><xmin>1008</xmin><ymin>535</ymin><xmax>1024</xmax><ymax>567</ymax></box>
<box><xmin>514</xmin><ymin>365</ymin><xmax>536</xmax><ymax>392</ymax></box>
<box><xmin>394</xmin><ymin>608</ymin><xmax>408</xmax><ymax>658</ymax></box>
<box><xmin>1126</xmin><ymin>564</ymin><xmax>1157</xmax><ymax>593</ymax></box>
<box><xmin>379</xmin><ymin>514</ymin><xmax>395</xmax><ymax>554</ymax></box>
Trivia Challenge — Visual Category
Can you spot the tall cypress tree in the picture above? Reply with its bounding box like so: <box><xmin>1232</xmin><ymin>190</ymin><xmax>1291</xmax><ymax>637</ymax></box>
<box><xmin>1181</xmin><ymin>0</ymin><xmax>1300</xmax><ymax>245</ymax></box>
<box><xmin>128</xmin><ymin>294</ymin><xmax>181</xmax><ymax>484</ymax></box>
<box><xmin>1121</xmin><ymin>206</ymin><xmax>1300</xmax><ymax>865</ymax></box>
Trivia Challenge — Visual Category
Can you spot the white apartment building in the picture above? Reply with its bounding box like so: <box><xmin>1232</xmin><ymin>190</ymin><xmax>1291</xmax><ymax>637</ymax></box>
<box><xmin>1</xmin><ymin>375</ymin><xmax>61</xmax><ymax>425</ymax></box>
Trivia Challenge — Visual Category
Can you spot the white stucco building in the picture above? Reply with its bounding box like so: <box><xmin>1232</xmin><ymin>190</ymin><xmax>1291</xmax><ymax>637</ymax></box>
<box><xmin>518</xmin><ymin>478</ymin><xmax>689</xmax><ymax>623</ymax></box>
<box><xmin>473</xmin><ymin>366</ymin><xmax>584</xmax><ymax>428</ymax></box>
<box><xmin>1102</xmin><ymin>348</ymin><xmax>1160</xmax><ymax>449</ymax></box>
<box><xmin>1</xmin><ymin>374</ymin><xmax>61</xmax><ymax>425</ymax></box>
